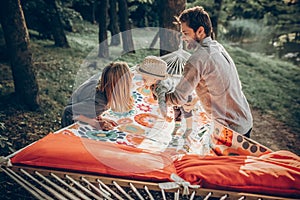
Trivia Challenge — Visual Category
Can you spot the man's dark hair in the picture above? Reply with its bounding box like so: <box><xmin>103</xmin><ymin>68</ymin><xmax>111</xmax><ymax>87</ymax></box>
<box><xmin>177</xmin><ymin>6</ymin><xmax>213</xmax><ymax>37</ymax></box>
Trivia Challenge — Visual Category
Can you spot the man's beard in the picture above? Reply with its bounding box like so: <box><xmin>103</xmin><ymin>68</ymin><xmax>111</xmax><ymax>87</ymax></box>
<box><xmin>187</xmin><ymin>36</ymin><xmax>201</xmax><ymax>49</ymax></box>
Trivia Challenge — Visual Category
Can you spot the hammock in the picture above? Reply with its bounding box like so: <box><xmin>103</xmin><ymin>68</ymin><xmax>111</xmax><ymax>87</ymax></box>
<box><xmin>160</xmin><ymin>40</ymin><xmax>191</xmax><ymax>76</ymax></box>
<box><xmin>1</xmin><ymin>72</ymin><xmax>300</xmax><ymax>200</ymax></box>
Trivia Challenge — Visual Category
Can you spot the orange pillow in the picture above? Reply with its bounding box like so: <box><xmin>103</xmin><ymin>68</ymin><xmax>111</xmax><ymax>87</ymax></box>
<box><xmin>174</xmin><ymin>151</ymin><xmax>300</xmax><ymax>198</ymax></box>
<box><xmin>11</xmin><ymin>133</ymin><xmax>176</xmax><ymax>182</ymax></box>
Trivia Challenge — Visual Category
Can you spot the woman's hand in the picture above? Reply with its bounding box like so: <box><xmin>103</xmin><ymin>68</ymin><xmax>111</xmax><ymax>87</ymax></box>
<box><xmin>75</xmin><ymin>115</ymin><xmax>117</xmax><ymax>130</ymax></box>
<box><xmin>93</xmin><ymin>117</ymin><xmax>118</xmax><ymax>130</ymax></box>
<box><xmin>98</xmin><ymin>117</ymin><xmax>118</xmax><ymax>130</ymax></box>
<box><xmin>97</xmin><ymin>116</ymin><xmax>118</xmax><ymax>126</ymax></box>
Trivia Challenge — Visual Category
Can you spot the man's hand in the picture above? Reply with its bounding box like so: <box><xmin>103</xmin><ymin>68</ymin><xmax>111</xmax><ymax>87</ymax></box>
<box><xmin>164</xmin><ymin>116</ymin><xmax>173</xmax><ymax>122</ymax></box>
<box><xmin>182</xmin><ymin>103</ymin><xmax>194</xmax><ymax>112</ymax></box>
<box><xmin>182</xmin><ymin>96</ymin><xmax>199</xmax><ymax>112</ymax></box>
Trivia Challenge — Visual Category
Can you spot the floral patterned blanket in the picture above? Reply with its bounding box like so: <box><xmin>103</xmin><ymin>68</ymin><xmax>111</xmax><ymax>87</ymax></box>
<box><xmin>63</xmin><ymin>73</ymin><xmax>272</xmax><ymax>157</ymax></box>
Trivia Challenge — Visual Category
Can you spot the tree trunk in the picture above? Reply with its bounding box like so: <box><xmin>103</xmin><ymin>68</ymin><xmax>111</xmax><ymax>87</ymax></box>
<box><xmin>44</xmin><ymin>0</ymin><xmax>70</xmax><ymax>48</ymax></box>
<box><xmin>211</xmin><ymin>0</ymin><xmax>223</xmax><ymax>39</ymax></box>
<box><xmin>118</xmin><ymin>0</ymin><xmax>135</xmax><ymax>53</ymax></box>
<box><xmin>91</xmin><ymin>0</ymin><xmax>97</xmax><ymax>24</ymax></box>
<box><xmin>0</xmin><ymin>0</ymin><xmax>39</xmax><ymax>110</ymax></box>
<box><xmin>158</xmin><ymin>0</ymin><xmax>186</xmax><ymax>56</ymax></box>
<box><xmin>98</xmin><ymin>0</ymin><xmax>109</xmax><ymax>58</ymax></box>
<box><xmin>108</xmin><ymin>0</ymin><xmax>120</xmax><ymax>46</ymax></box>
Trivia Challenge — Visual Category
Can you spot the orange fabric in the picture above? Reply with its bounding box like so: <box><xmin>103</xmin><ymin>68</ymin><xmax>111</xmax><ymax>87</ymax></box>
<box><xmin>174</xmin><ymin>151</ymin><xmax>300</xmax><ymax>198</ymax></box>
<box><xmin>10</xmin><ymin>133</ymin><xmax>300</xmax><ymax>198</ymax></box>
<box><xmin>11</xmin><ymin>133</ymin><xmax>176</xmax><ymax>182</ymax></box>
<box><xmin>210</xmin><ymin>121</ymin><xmax>273</xmax><ymax>156</ymax></box>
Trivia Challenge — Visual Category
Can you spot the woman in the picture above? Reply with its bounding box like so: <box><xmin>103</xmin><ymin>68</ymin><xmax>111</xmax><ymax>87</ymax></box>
<box><xmin>61</xmin><ymin>61</ymin><xmax>134</xmax><ymax>130</ymax></box>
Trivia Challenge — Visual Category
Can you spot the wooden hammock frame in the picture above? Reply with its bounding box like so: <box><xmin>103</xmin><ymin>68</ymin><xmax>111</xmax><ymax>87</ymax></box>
<box><xmin>1</xmin><ymin>162</ymin><xmax>297</xmax><ymax>200</ymax></box>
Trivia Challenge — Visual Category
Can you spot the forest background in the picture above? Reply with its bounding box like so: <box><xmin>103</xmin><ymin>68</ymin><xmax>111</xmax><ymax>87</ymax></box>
<box><xmin>0</xmin><ymin>0</ymin><xmax>299</xmax><ymax>199</ymax></box>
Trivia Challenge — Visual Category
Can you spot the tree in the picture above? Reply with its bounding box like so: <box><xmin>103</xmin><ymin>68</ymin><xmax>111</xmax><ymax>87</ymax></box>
<box><xmin>158</xmin><ymin>0</ymin><xmax>186</xmax><ymax>56</ymax></box>
<box><xmin>98</xmin><ymin>0</ymin><xmax>109</xmax><ymax>57</ymax></box>
<box><xmin>44</xmin><ymin>0</ymin><xmax>70</xmax><ymax>47</ymax></box>
<box><xmin>118</xmin><ymin>0</ymin><xmax>135</xmax><ymax>53</ymax></box>
<box><xmin>210</xmin><ymin>0</ymin><xmax>223</xmax><ymax>39</ymax></box>
<box><xmin>0</xmin><ymin>0</ymin><xmax>39</xmax><ymax>110</ymax></box>
<box><xmin>108</xmin><ymin>0</ymin><xmax>121</xmax><ymax>46</ymax></box>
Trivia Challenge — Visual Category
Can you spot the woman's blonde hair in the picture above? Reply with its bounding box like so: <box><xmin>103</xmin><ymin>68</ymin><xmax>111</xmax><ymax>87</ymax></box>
<box><xmin>97</xmin><ymin>62</ymin><xmax>134</xmax><ymax>113</ymax></box>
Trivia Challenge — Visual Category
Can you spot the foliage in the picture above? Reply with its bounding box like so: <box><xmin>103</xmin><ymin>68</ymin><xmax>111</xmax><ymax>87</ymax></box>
<box><xmin>220</xmin><ymin>19</ymin><xmax>276</xmax><ymax>57</ymax></box>
<box><xmin>222</xmin><ymin>0</ymin><xmax>300</xmax><ymax>37</ymax></box>
<box><xmin>187</xmin><ymin>0</ymin><xmax>216</xmax><ymax>15</ymax></box>
<box><xmin>217</xmin><ymin>0</ymin><xmax>300</xmax><ymax>63</ymax></box>
<box><xmin>22</xmin><ymin>0</ymin><xmax>82</xmax><ymax>39</ymax></box>
<box><xmin>128</xmin><ymin>0</ymin><xmax>158</xmax><ymax>27</ymax></box>
<box><xmin>222</xmin><ymin>19</ymin><xmax>263</xmax><ymax>42</ymax></box>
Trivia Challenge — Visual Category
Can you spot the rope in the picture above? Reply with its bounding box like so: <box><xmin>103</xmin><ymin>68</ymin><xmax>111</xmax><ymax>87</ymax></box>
<box><xmin>189</xmin><ymin>191</ymin><xmax>196</xmax><ymax>200</ymax></box>
<box><xmin>65</xmin><ymin>174</ymin><xmax>101</xmax><ymax>200</ymax></box>
<box><xmin>220</xmin><ymin>194</ymin><xmax>228</xmax><ymax>200</ymax></box>
<box><xmin>35</xmin><ymin>171</ymin><xmax>80</xmax><ymax>200</ymax></box>
<box><xmin>129</xmin><ymin>182</ymin><xmax>145</xmax><ymax>200</ymax></box>
<box><xmin>203</xmin><ymin>192</ymin><xmax>212</xmax><ymax>200</ymax></box>
<box><xmin>175</xmin><ymin>189</ymin><xmax>180</xmax><ymax>200</ymax></box>
<box><xmin>159</xmin><ymin>173</ymin><xmax>200</xmax><ymax>195</ymax></box>
<box><xmin>20</xmin><ymin>168</ymin><xmax>66</xmax><ymax>200</ymax></box>
<box><xmin>50</xmin><ymin>172</ymin><xmax>90</xmax><ymax>200</ymax></box>
<box><xmin>161</xmin><ymin>188</ymin><xmax>167</xmax><ymax>200</ymax></box>
<box><xmin>96</xmin><ymin>179</ymin><xmax>121</xmax><ymax>200</ymax></box>
<box><xmin>81</xmin><ymin>177</ymin><xmax>113</xmax><ymax>200</ymax></box>
<box><xmin>1</xmin><ymin>167</ymin><xmax>50</xmax><ymax>200</ymax></box>
<box><xmin>112</xmin><ymin>181</ymin><xmax>135</xmax><ymax>200</ymax></box>
<box><xmin>144</xmin><ymin>185</ymin><xmax>154</xmax><ymax>200</ymax></box>
<box><xmin>96</xmin><ymin>182</ymin><xmax>111</xmax><ymax>197</ymax></box>
<box><xmin>160</xmin><ymin>39</ymin><xmax>191</xmax><ymax>76</ymax></box>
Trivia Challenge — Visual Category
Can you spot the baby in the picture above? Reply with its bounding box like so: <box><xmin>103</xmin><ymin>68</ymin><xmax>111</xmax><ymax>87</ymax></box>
<box><xmin>136</xmin><ymin>55</ymin><xmax>195</xmax><ymax>138</ymax></box>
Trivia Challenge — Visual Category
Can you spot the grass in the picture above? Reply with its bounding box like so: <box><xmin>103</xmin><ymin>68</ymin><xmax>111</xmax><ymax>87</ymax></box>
<box><xmin>224</xmin><ymin>44</ymin><xmax>300</xmax><ymax>132</ymax></box>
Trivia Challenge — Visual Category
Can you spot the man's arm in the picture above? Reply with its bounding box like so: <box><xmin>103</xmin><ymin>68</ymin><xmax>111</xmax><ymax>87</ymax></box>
<box><xmin>166</xmin><ymin>61</ymin><xmax>200</xmax><ymax>105</ymax></box>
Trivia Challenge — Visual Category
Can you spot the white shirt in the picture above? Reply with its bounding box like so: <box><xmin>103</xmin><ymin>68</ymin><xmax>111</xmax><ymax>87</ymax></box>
<box><xmin>166</xmin><ymin>37</ymin><xmax>253</xmax><ymax>134</ymax></box>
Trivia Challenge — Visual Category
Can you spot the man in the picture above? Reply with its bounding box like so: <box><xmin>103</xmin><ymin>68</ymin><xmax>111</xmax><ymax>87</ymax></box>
<box><xmin>165</xmin><ymin>6</ymin><xmax>253</xmax><ymax>137</ymax></box>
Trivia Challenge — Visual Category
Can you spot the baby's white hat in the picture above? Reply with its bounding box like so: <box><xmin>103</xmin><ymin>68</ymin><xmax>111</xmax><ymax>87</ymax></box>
<box><xmin>136</xmin><ymin>56</ymin><xmax>168</xmax><ymax>80</ymax></box>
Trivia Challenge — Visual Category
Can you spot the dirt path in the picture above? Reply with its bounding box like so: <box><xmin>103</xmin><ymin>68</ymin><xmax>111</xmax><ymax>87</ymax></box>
<box><xmin>251</xmin><ymin>109</ymin><xmax>300</xmax><ymax>155</ymax></box>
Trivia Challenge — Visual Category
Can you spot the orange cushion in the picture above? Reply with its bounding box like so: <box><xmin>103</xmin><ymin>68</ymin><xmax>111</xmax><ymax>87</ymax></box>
<box><xmin>175</xmin><ymin>151</ymin><xmax>300</xmax><ymax>198</ymax></box>
<box><xmin>11</xmin><ymin>133</ymin><xmax>176</xmax><ymax>182</ymax></box>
